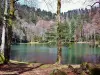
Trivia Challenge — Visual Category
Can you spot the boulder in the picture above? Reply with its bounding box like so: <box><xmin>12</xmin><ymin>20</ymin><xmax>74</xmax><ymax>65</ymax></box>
<box><xmin>50</xmin><ymin>69</ymin><xmax>67</xmax><ymax>75</ymax></box>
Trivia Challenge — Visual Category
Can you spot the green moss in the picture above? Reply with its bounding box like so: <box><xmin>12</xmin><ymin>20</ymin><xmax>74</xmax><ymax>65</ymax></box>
<box><xmin>0</xmin><ymin>54</ymin><xmax>4</xmax><ymax>64</ymax></box>
<box><xmin>41</xmin><ymin>64</ymin><xmax>53</xmax><ymax>68</ymax></box>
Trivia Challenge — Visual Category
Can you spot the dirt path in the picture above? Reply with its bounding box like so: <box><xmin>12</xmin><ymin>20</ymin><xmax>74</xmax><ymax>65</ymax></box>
<box><xmin>0</xmin><ymin>62</ymin><xmax>70</xmax><ymax>75</ymax></box>
<box><xmin>0</xmin><ymin>62</ymin><xmax>43</xmax><ymax>75</ymax></box>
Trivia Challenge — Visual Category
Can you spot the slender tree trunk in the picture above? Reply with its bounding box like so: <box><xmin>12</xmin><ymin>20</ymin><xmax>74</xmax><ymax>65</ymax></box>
<box><xmin>56</xmin><ymin>0</ymin><xmax>62</xmax><ymax>64</ymax></box>
<box><xmin>1</xmin><ymin>0</ymin><xmax>8</xmax><ymax>55</ymax></box>
<box><xmin>93</xmin><ymin>30</ymin><xmax>96</xmax><ymax>47</ymax></box>
<box><xmin>69</xmin><ymin>23</ymin><xmax>71</xmax><ymax>42</ymax></box>
<box><xmin>99</xmin><ymin>0</ymin><xmax>100</xmax><ymax>17</ymax></box>
<box><xmin>1</xmin><ymin>25</ymin><xmax>5</xmax><ymax>54</ymax></box>
<box><xmin>99</xmin><ymin>0</ymin><xmax>100</xmax><ymax>8</ymax></box>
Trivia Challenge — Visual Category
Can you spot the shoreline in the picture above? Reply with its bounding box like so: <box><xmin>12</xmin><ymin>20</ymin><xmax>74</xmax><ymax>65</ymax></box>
<box><xmin>14</xmin><ymin>41</ymin><xmax>91</xmax><ymax>44</ymax></box>
<box><xmin>10</xmin><ymin>60</ymin><xmax>80</xmax><ymax>68</ymax></box>
<box><xmin>76</xmin><ymin>42</ymin><xmax>90</xmax><ymax>43</ymax></box>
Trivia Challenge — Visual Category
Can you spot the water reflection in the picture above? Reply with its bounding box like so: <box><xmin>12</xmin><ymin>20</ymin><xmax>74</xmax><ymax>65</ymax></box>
<box><xmin>11</xmin><ymin>43</ymin><xmax>100</xmax><ymax>64</ymax></box>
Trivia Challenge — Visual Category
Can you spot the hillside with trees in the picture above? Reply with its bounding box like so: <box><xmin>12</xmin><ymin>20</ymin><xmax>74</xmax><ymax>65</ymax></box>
<box><xmin>13</xmin><ymin>4</ymin><xmax>100</xmax><ymax>45</ymax></box>
<box><xmin>0</xmin><ymin>1</ymin><xmax>100</xmax><ymax>46</ymax></box>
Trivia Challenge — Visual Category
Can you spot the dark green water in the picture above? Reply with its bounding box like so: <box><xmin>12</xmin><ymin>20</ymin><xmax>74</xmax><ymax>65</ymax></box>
<box><xmin>11</xmin><ymin>43</ymin><xmax>100</xmax><ymax>64</ymax></box>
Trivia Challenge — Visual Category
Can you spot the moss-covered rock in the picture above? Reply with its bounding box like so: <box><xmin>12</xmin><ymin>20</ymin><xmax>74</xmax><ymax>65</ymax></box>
<box><xmin>80</xmin><ymin>62</ymin><xmax>88</xmax><ymax>70</ymax></box>
<box><xmin>86</xmin><ymin>63</ymin><xmax>95</xmax><ymax>70</ymax></box>
<box><xmin>81</xmin><ymin>71</ymin><xmax>87</xmax><ymax>75</ymax></box>
<box><xmin>50</xmin><ymin>69</ymin><xmax>67</xmax><ymax>75</ymax></box>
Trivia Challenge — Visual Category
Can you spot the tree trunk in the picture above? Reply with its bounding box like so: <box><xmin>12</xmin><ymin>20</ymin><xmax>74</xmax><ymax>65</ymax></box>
<box><xmin>1</xmin><ymin>0</ymin><xmax>9</xmax><ymax>64</ymax></box>
<box><xmin>1</xmin><ymin>25</ymin><xmax>5</xmax><ymax>54</ymax></box>
<box><xmin>99</xmin><ymin>0</ymin><xmax>100</xmax><ymax>9</ymax></box>
<box><xmin>4</xmin><ymin>0</ymin><xmax>15</xmax><ymax>64</ymax></box>
<box><xmin>56</xmin><ymin>0</ymin><xmax>62</xmax><ymax>64</ymax></box>
<box><xmin>1</xmin><ymin>0</ymin><xmax>8</xmax><ymax>54</ymax></box>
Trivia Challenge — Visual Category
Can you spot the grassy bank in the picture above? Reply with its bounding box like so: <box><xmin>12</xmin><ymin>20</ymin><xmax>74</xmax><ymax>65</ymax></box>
<box><xmin>19</xmin><ymin>42</ymin><xmax>48</xmax><ymax>44</ymax></box>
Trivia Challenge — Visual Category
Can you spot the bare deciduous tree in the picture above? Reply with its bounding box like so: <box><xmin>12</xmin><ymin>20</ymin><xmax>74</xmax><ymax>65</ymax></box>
<box><xmin>56</xmin><ymin>0</ymin><xmax>62</xmax><ymax>64</ymax></box>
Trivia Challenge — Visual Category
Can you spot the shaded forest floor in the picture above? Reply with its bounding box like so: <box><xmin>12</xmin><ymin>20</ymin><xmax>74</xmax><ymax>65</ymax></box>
<box><xmin>0</xmin><ymin>61</ymin><xmax>100</xmax><ymax>75</ymax></box>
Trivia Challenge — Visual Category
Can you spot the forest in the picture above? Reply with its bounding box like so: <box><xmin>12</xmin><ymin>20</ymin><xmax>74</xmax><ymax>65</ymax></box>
<box><xmin>0</xmin><ymin>0</ymin><xmax>100</xmax><ymax>44</ymax></box>
<box><xmin>0</xmin><ymin>0</ymin><xmax>100</xmax><ymax>75</ymax></box>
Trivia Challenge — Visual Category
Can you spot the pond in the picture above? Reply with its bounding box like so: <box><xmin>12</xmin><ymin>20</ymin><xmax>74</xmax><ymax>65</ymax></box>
<box><xmin>11</xmin><ymin>43</ymin><xmax>100</xmax><ymax>64</ymax></box>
